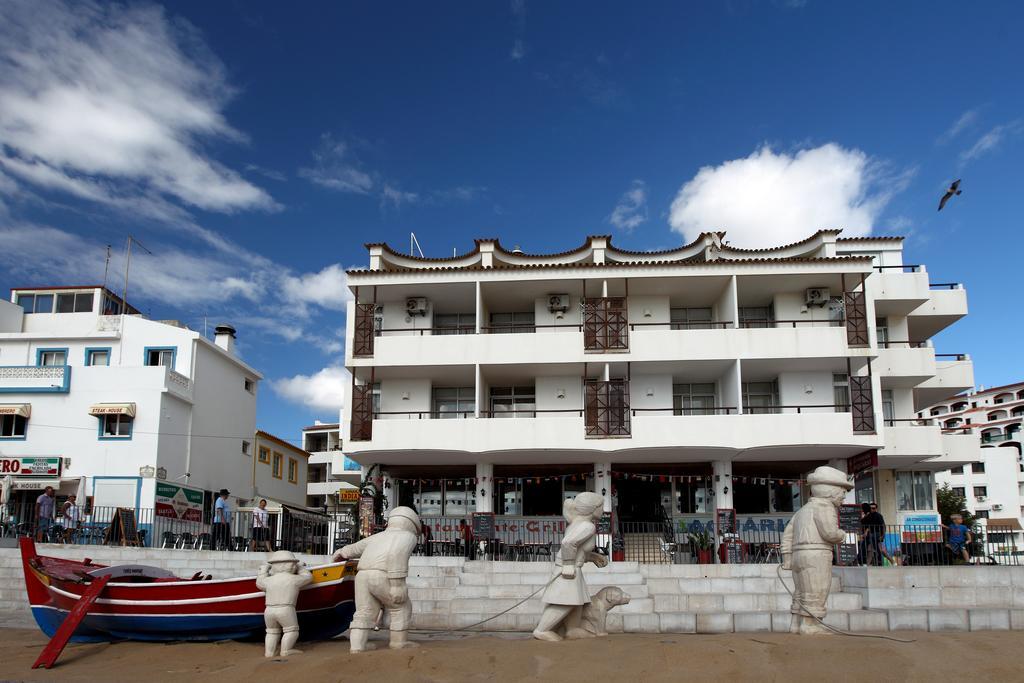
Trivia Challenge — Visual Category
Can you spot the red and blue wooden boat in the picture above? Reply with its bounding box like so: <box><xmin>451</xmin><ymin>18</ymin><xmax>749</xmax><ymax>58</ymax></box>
<box><xmin>19</xmin><ymin>538</ymin><xmax>356</xmax><ymax>643</ymax></box>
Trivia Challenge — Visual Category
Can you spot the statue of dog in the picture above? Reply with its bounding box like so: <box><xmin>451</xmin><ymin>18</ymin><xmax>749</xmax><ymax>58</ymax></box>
<box><xmin>579</xmin><ymin>586</ymin><xmax>631</xmax><ymax>637</ymax></box>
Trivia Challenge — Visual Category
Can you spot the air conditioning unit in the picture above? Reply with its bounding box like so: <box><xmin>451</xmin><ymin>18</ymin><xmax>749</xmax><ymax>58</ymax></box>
<box><xmin>548</xmin><ymin>294</ymin><xmax>571</xmax><ymax>317</ymax></box>
<box><xmin>976</xmin><ymin>495</ymin><xmax>987</xmax><ymax>502</ymax></box>
<box><xmin>992</xmin><ymin>503</ymin><xmax>1004</xmax><ymax>511</ymax></box>
<box><xmin>405</xmin><ymin>297</ymin><xmax>428</xmax><ymax>316</ymax></box>
<box><xmin>805</xmin><ymin>287</ymin><xmax>830</xmax><ymax>306</ymax></box>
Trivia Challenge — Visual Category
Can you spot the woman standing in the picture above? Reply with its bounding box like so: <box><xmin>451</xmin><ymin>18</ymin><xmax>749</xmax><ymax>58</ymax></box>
<box><xmin>251</xmin><ymin>499</ymin><xmax>273</xmax><ymax>552</ymax></box>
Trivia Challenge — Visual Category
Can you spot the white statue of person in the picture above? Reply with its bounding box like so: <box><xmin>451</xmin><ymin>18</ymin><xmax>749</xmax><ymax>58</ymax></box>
<box><xmin>256</xmin><ymin>550</ymin><xmax>313</xmax><ymax>657</ymax></box>
<box><xmin>533</xmin><ymin>491</ymin><xmax>608</xmax><ymax>641</ymax></box>
<box><xmin>780</xmin><ymin>466</ymin><xmax>852</xmax><ymax>635</ymax></box>
<box><xmin>332</xmin><ymin>506</ymin><xmax>420</xmax><ymax>652</ymax></box>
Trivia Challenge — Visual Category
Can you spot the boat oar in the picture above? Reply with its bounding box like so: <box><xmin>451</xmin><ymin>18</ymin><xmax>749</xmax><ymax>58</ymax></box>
<box><xmin>32</xmin><ymin>574</ymin><xmax>112</xmax><ymax>669</ymax></box>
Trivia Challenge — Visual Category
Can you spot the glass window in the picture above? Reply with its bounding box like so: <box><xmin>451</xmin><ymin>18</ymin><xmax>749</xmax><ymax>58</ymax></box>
<box><xmin>973</xmin><ymin>486</ymin><xmax>988</xmax><ymax>497</ymax></box>
<box><xmin>739</xmin><ymin>306</ymin><xmax>773</xmax><ymax>328</ymax></box>
<box><xmin>854</xmin><ymin>472</ymin><xmax>875</xmax><ymax>505</ymax></box>
<box><xmin>489</xmin><ymin>386</ymin><xmax>535</xmax><ymax>418</ymax></box>
<box><xmin>432</xmin><ymin>387</ymin><xmax>474</xmax><ymax>418</ymax></box>
<box><xmin>881</xmin><ymin>389</ymin><xmax>894</xmax><ymax>423</ymax></box>
<box><xmin>976</xmin><ymin>510</ymin><xmax>990</xmax><ymax>519</ymax></box>
<box><xmin>86</xmin><ymin>349</ymin><xmax>109</xmax><ymax>366</ymax></box>
<box><xmin>56</xmin><ymin>293</ymin><xmax>76</xmax><ymax>313</ymax></box>
<box><xmin>972</xmin><ymin>462</ymin><xmax>986</xmax><ymax>473</ymax></box>
<box><xmin>241</xmin><ymin>440</ymin><xmax>251</xmax><ymax>456</ymax></box>
<box><xmin>146</xmin><ymin>348</ymin><xmax>175</xmax><ymax>368</ymax></box>
<box><xmin>102</xmin><ymin>296</ymin><xmax>122</xmax><ymax>315</ymax></box>
<box><xmin>950</xmin><ymin>465</ymin><xmax>964</xmax><ymax>474</ymax></box>
<box><xmin>100</xmin><ymin>414</ymin><xmax>132</xmax><ymax>438</ymax></box>
<box><xmin>272</xmin><ymin>452</ymin><xmax>283</xmax><ymax>478</ymax></box>
<box><xmin>288</xmin><ymin>458</ymin><xmax>298</xmax><ymax>483</ymax></box>
<box><xmin>952</xmin><ymin>487</ymin><xmax>965</xmax><ymax>498</ymax></box>
<box><xmin>55</xmin><ymin>292</ymin><xmax>92</xmax><ymax>313</ymax></box>
<box><xmin>32</xmin><ymin>294</ymin><xmax>54</xmax><ymax>313</ymax></box>
<box><xmin>743</xmin><ymin>381</ymin><xmax>778</xmax><ymax>414</ymax></box>
<box><xmin>834</xmin><ymin>374</ymin><xmax>851</xmax><ymax>412</ymax></box>
<box><xmin>16</xmin><ymin>294</ymin><xmax>34</xmax><ymax>313</ymax></box>
<box><xmin>0</xmin><ymin>414</ymin><xmax>27</xmax><ymax>438</ymax></box>
<box><xmin>489</xmin><ymin>312</ymin><xmax>535</xmax><ymax>333</ymax></box>
<box><xmin>897</xmin><ymin>471</ymin><xmax>935</xmax><ymax>511</ymax></box>
<box><xmin>258</xmin><ymin>446</ymin><xmax>270</xmax><ymax>463</ymax></box>
<box><xmin>673</xmin><ymin>383</ymin><xmax>717</xmax><ymax>415</ymax></box>
<box><xmin>875</xmin><ymin>317</ymin><xmax>889</xmax><ymax>346</ymax></box>
<box><xmin>38</xmin><ymin>350</ymin><xmax>66</xmax><ymax>366</ymax></box>
<box><xmin>244</xmin><ymin>378</ymin><xmax>254</xmax><ymax>393</ymax></box>
<box><xmin>670</xmin><ymin>307</ymin><xmax>713</xmax><ymax>330</ymax></box>
<box><xmin>434</xmin><ymin>313</ymin><xmax>475</xmax><ymax>335</ymax></box>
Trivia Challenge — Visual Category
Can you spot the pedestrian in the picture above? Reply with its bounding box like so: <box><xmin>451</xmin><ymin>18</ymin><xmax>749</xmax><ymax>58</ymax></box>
<box><xmin>944</xmin><ymin>513</ymin><xmax>972</xmax><ymax>563</ymax></box>
<box><xmin>251</xmin><ymin>499</ymin><xmax>273</xmax><ymax>552</ymax></box>
<box><xmin>62</xmin><ymin>494</ymin><xmax>80</xmax><ymax>543</ymax></box>
<box><xmin>860</xmin><ymin>502</ymin><xmax>895</xmax><ymax>566</ymax></box>
<box><xmin>458</xmin><ymin>518</ymin><xmax>475</xmax><ymax>560</ymax></box>
<box><xmin>420</xmin><ymin>519</ymin><xmax>432</xmax><ymax>556</ymax></box>
<box><xmin>35</xmin><ymin>486</ymin><xmax>55</xmax><ymax>542</ymax></box>
<box><xmin>214</xmin><ymin>488</ymin><xmax>232</xmax><ymax>550</ymax></box>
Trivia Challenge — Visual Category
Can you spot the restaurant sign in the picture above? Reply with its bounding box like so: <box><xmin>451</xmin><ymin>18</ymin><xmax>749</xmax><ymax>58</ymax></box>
<box><xmin>154</xmin><ymin>481</ymin><xmax>204</xmax><ymax>521</ymax></box>
<box><xmin>0</xmin><ymin>457</ymin><xmax>61</xmax><ymax>476</ymax></box>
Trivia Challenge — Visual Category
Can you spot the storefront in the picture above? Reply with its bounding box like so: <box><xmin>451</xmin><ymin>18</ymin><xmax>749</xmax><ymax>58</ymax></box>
<box><xmin>1</xmin><ymin>456</ymin><xmax>82</xmax><ymax>525</ymax></box>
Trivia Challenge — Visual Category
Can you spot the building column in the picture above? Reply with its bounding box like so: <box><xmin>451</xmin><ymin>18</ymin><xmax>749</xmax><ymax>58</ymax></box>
<box><xmin>594</xmin><ymin>462</ymin><xmax>613</xmax><ymax>512</ymax></box>
<box><xmin>713</xmin><ymin>460</ymin><xmax>733</xmax><ymax>510</ymax></box>
<box><xmin>383</xmin><ymin>471</ymin><xmax>398</xmax><ymax>512</ymax></box>
<box><xmin>827</xmin><ymin>459</ymin><xmax>856</xmax><ymax>504</ymax></box>
<box><xmin>476</xmin><ymin>462</ymin><xmax>494</xmax><ymax>513</ymax></box>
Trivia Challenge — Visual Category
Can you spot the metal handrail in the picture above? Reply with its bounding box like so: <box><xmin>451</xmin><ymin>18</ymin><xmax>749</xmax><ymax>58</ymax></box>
<box><xmin>480</xmin><ymin>323</ymin><xmax>583</xmax><ymax>332</ymax></box>
<box><xmin>480</xmin><ymin>409</ymin><xmax>583</xmax><ymax>417</ymax></box>
<box><xmin>628</xmin><ymin>321</ymin><xmax>732</xmax><ymax>330</ymax></box>
<box><xmin>630</xmin><ymin>407</ymin><xmax>737</xmax><ymax>416</ymax></box>
<box><xmin>878</xmin><ymin>340</ymin><xmax>928</xmax><ymax>348</ymax></box>
<box><xmin>929</xmin><ymin>283</ymin><xmax>961</xmax><ymax>289</ymax></box>
<box><xmin>738</xmin><ymin>319</ymin><xmax>843</xmax><ymax>328</ymax></box>
<box><xmin>873</xmin><ymin>265</ymin><xmax>921</xmax><ymax>273</ymax></box>
<box><xmin>372</xmin><ymin>410</ymin><xmax>475</xmax><ymax>419</ymax></box>
<box><xmin>744</xmin><ymin>404</ymin><xmax>848</xmax><ymax>414</ymax></box>
<box><xmin>375</xmin><ymin>326</ymin><xmax>475</xmax><ymax>336</ymax></box>
<box><xmin>935</xmin><ymin>353</ymin><xmax>968</xmax><ymax>360</ymax></box>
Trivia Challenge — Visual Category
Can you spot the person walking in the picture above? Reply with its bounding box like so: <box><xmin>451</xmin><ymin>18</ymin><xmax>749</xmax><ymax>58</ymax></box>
<box><xmin>62</xmin><ymin>494</ymin><xmax>80</xmax><ymax>543</ymax></box>
<box><xmin>458</xmin><ymin>518</ymin><xmax>475</xmax><ymax>560</ymax></box>
<box><xmin>251</xmin><ymin>499</ymin><xmax>273</xmax><ymax>552</ymax></box>
<box><xmin>944</xmin><ymin>513</ymin><xmax>972</xmax><ymax>563</ymax></box>
<box><xmin>34</xmin><ymin>486</ymin><xmax>56</xmax><ymax>542</ymax></box>
<box><xmin>214</xmin><ymin>489</ymin><xmax>232</xmax><ymax>550</ymax></box>
<box><xmin>861</xmin><ymin>502</ymin><xmax>896</xmax><ymax>566</ymax></box>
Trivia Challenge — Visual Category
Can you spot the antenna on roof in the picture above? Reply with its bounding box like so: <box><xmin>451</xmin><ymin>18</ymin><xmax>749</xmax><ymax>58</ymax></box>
<box><xmin>121</xmin><ymin>235</ymin><xmax>153</xmax><ymax>314</ymax></box>
<box><xmin>101</xmin><ymin>244</ymin><xmax>112</xmax><ymax>291</ymax></box>
<box><xmin>409</xmin><ymin>232</ymin><xmax>424</xmax><ymax>258</ymax></box>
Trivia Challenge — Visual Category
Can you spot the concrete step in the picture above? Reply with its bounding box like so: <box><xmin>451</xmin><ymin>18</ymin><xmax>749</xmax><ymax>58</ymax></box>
<box><xmin>459</xmin><ymin>560</ymin><xmax>641</xmax><ymax>573</ymax></box>
<box><xmin>650</xmin><ymin>592</ymin><xmax>861</xmax><ymax>612</ymax></box>
<box><xmin>645</xmin><ymin>576</ymin><xmax>841</xmax><ymax>594</ymax></box>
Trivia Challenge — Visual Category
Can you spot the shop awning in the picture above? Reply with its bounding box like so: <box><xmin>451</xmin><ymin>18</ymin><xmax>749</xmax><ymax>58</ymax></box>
<box><xmin>986</xmin><ymin>517</ymin><xmax>1023</xmax><ymax>531</ymax></box>
<box><xmin>89</xmin><ymin>403</ymin><xmax>136</xmax><ymax>418</ymax></box>
<box><xmin>0</xmin><ymin>404</ymin><xmax>30</xmax><ymax>418</ymax></box>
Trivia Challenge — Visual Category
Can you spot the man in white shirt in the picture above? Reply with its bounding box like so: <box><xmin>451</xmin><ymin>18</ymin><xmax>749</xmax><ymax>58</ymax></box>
<box><xmin>214</xmin><ymin>489</ymin><xmax>232</xmax><ymax>550</ymax></box>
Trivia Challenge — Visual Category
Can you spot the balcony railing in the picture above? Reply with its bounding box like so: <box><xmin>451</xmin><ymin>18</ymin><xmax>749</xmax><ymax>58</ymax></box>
<box><xmin>935</xmin><ymin>353</ymin><xmax>968</xmax><ymax>360</ymax></box>
<box><xmin>631</xmin><ymin>407</ymin><xmax>738</xmax><ymax>416</ymax></box>
<box><xmin>878</xmin><ymin>340</ymin><xmax>928</xmax><ymax>348</ymax></box>
<box><xmin>929</xmin><ymin>282</ymin><xmax>962</xmax><ymax>290</ymax></box>
<box><xmin>0</xmin><ymin>365</ymin><xmax>71</xmax><ymax>393</ymax></box>
<box><xmin>629</xmin><ymin>321</ymin><xmax>732</xmax><ymax>331</ymax></box>
<box><xmin>738</xmin><ymin>319</ymin><xmax>843</xmax><ymax>329</ymax></box>
<box><xmin>873</xmin><ymin>264</ymin><xmax>922</xmax><ymax>273</ymax></box>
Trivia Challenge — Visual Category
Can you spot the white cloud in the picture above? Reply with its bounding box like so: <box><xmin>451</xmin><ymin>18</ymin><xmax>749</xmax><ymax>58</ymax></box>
<box><xmin>380</xmin><ymin>184</ymin><xmax>419</xmax><ymax>209</ymax></box>
<box><xmin>298</xmin><ymin>134</ymin><xmax>374</xmax><ymax>194</ymax></box>
<box><xmin>960</xmin><ymin>121</ymin><xmax>1022</xmax><ymax>163</ymax></box>
<box><xmin>0</xmin><ymin>0</ymin><xmax>277</xmax><ymax>214</ymax></box>
<box><xmin>510</xmin><ymin>39</ymin><xmax>526</xmax><ymax>61</ymax></box>
<box><xmin>280</xmin><ymin>263</ymin><xmax>352</xmax><ymax>312</ymax></box>
<box><xmin>668</xmin><ymin>144</ymin><xmax>906</xmax><ymax>248</ymax></box>
<box><xmin>939</xmin><ymin>109</ymin><xmax>979</xmax><ymax>144</ymax></box>
<box><xmin>271</xmin><ymin>366</ymin><xmax>348</xmax><ymax>412</ymax></box>
<box><xmin>607</xmin><ymin>179</ymin><xmax>648</xmax><ymax>232</ymax></box>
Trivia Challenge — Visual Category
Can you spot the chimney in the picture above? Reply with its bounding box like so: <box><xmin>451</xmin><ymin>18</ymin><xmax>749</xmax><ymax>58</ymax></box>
<box><xmin>214</xmin><ymin>324</ymin><xmax>236</xmax><ymax>354</ymax></box>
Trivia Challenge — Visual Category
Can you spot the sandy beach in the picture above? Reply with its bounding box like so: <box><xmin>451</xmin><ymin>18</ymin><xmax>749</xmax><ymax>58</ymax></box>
<box><xmin>3</xmin><ymin>628</ymin><xmax>1023</xmax><ymax>683</ymax></box>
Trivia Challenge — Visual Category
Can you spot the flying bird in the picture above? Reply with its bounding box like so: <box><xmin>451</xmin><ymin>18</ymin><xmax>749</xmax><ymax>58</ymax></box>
<box><xmin>938</xmin><ymin>179</ymin><xmax>962</xmax><ymax>211</ymax></box>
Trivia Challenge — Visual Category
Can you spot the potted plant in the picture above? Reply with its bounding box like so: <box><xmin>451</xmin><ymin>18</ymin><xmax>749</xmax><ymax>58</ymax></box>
<box><xmin>689</xmin><ymin>529</ymin><xmax>714</xmax><ymax>564</ymax></box>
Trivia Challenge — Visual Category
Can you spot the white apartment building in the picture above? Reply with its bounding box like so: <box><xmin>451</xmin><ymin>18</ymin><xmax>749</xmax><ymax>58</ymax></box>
<box><xmin>0</xmin><ymin>286</ymin><xmax>262</xmax><ymax>532</ymax></box>
<box><xmin>341</xmin><ymin>230</ymin><xmax>979</xmax><ymax>541</ymax></box>
<box><xmin>928</xmin><ymin>382</ymin><xmax>1024</xmax><ymax>543</ymax></box>
<box><xmin>302</xmin><ymin>421</ymin><xmax>361</xmax><ymax>512</ymax></box>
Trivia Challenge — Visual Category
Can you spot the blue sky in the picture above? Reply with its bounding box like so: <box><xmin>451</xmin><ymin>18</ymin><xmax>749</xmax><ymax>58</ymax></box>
<box><xmin>1</xmin><ymin>1</ymin><xmax>1022</xmax><ymax>445</ymax></box>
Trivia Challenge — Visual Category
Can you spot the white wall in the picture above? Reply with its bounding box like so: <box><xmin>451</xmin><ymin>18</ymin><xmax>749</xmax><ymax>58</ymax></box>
<box><xmin>378</xmin><ymin>378</ymin><xmax>432</xmax><ymax>417</ymax></box>
<box><xmin>0</xmin><ymin>300</ymin><xmax>23</xmax><ymax>333</ymax></box>
<box><xmin>777</xmin><ymin>370</ymin><xmax>836</xmax><ymax>411</ymax></box>
<box><xmin>535</xmin><ymin>376</ymin><xmax>583</xmax><ymax>417</ymax></box>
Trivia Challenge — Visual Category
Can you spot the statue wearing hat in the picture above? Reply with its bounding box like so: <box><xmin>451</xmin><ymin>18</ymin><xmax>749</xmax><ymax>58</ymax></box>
<box><xmin>781</xmin><ymin>466</ymin><xmax>853</xmax><ymax>635</ymax></box>
<box><xmin>332</xmin><ymin>506</ymin><xmax>420</xmax><ymax>652</ymax></box>
<box><xmin>533</xmin><ymin>491</ymin><xmax>610</xmax><ymax>641</ymax></box>
<box><xmin>256</xmin><ymin>550</ymin><xmax>313</xmax><ymax>657</ymax></box>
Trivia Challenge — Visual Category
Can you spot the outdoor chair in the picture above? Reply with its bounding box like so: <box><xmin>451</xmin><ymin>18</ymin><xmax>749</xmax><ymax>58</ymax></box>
<box><xmin>195</xmin><ymin>533</ymin><xmax>212</xmax><ymax>550</ymax></box>
<box><xmin>161</xmin><ymin>531</ymin><xmax>177</xmax><ymax>548</ymax></box>
<box><xmin>230</xmin><ymin>536</ymin><xmax>247</xmax><ymax>552</ymax></box>
<box><xmin>176</xmin><ymin>532</ymin><xmax>195</xmax><ymax>550</ymax></box>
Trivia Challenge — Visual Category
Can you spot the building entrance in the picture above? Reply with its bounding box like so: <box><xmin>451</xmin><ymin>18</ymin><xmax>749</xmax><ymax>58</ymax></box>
<box><xmin>615</xmin><ymin>479</ymin><xmax>669</xmax><ymax>523</ymax></box>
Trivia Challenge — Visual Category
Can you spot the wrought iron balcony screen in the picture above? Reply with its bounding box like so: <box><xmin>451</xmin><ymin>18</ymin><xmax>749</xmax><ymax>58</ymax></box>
<box><xmin>350</xmin><ymin>384</ymin><xmax>374</xmax><ymax>441</ymax></box>
<box><xmin>353</xmin><ymin>303</ymin><xmax>376</xmax><ymax>357</ymax></box>
<box><xmin>585</xmin><ymin>379</ymin><xmax>631</xmax><ymax>437</ymax></box>
<box><xmin>583</xmin><ymin>297</ymin><xmax>629</xmax><ymax>351</ymax></box>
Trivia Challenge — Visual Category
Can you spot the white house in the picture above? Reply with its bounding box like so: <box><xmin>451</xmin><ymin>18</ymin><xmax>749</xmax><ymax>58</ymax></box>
<box><xmin>928</xmin><ymin>382</ymin><xmax>1024</xmax><ymax>543</ymax></box>
<box><xmin>340</xmin><ymin>230</ymin><xmax>980</xmax><ymax>550</ymax></box>
<box><xmin>0</xmin><ymin>285</ymin><xmax>262</xmax><ymax>533</ymax></box>
<box><xmin>302</xmin><ymin>421</ymin><xmax>360</xmax><ymax>513</ymax></box>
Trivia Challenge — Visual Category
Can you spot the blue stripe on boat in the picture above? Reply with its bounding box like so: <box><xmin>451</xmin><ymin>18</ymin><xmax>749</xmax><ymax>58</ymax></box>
<box><xmin>32</xmin><ymin>600</ymin><xmax>355</xmax><ymax>643</ymax></box>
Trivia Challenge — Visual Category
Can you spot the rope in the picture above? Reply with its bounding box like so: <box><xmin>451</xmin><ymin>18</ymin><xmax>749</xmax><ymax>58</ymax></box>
<box><xmin>410</xmin><ymin>572</ymin><xmax>559</xmax><ymax>635</ymax></box>
<box><xmin>776</xmin><ymin>563</ymin><xmax>915</xmax><ymax>643</ymax></box>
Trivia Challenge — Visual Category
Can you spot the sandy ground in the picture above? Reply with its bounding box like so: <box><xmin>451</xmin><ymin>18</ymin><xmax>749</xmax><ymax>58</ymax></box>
<box><xmin>3</xmin><ymin>628</ymin><xmax>1023</xmax><ymax>683</ymax></box>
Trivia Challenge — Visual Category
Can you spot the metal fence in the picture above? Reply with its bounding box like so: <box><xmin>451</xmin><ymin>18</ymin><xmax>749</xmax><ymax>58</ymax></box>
<box><xmin>1</xmin><ymin>505</ymin><xmax>336</xmax><ymax>556</ymax></box>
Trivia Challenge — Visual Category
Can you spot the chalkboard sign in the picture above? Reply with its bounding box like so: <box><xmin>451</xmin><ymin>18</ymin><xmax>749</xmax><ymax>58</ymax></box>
<box><xmin>838</xmin><ymin>504</ymin><xmax>862</xmax><ymax>533</ymax></box>
<box><xmin>103</xmin><ymin>507</ymin><xmax>141</xmax><ymax>547</ymax></box>
<box><xmin>722</xmin><ymin>539</ymin><xmax>744</xmax><ymax>564</ymax></box>
<box><xmin>611</xmin><ymin>536</ymin><xmax>625</xmax><ymax>553</ymax></box>
<box><xmin>835</xmin><ymin>543</ymin><xmax>859</xmax><ymax>566</ymax></box>
<box><xmin>715</xmin><ymin>508</ymin><xmax>736</xmax><ymax>536</ymax></box>
<box><xmin>471</xmin><ymin>512</ymin><xmax>495</xmax><ymax>540</ymax></box>
<box><xmin>597</xmin><ymin>512</ymin><xmax>612</xmax><ymax>535</ymax></box>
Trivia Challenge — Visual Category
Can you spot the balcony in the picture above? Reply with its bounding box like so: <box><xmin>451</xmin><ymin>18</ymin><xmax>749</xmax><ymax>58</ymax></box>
<box><xmin>0</xmin><ymin>365</ymin><xmax>71</xmax><ymax>393</ymax></box>
<box><xmin>867</xmin><ymin>266</ymin><xmax>930</xmax><ymax>316</ymax></box>
<box><xmin>914</xmin><ymin>355</ymin><xmax>974</xmax><ymax>411</ymax></box>
<box><xmin>875</xmin><ymin>345</ymin><xmax>936</xmax><ymax>385</ymax></box>
<box><xmin>307</xmin><ymin>481</ymin><xmax>343</xmax><ymax>497</ymax></box>
<box><xmin>908</xmin><ymin>285</ymin><xmax>968</xmax><ymax>339</ymax></box>
<box><xmin>166</xmin><ymin>369</ymin><xmax>192</xmax><ymax>400</ymax></box>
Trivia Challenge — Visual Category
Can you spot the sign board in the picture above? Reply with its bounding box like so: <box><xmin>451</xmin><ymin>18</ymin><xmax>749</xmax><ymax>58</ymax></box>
<box><xmin>847</xmin><ymin>450</ymin><xmax>878</xmax><ymax>476</ymax></box>
<box><xmin>597</xmin><ymin>512</ymin><xmax>613</xmax><ymax>535</ymax></box>
<box><xmin>13</xmin><ymin>479</ymin><xmax>59</xmax><ymax>491</ymax></box>
<box><xmin>838</xmin><ymin>504</ymin><xmax>863</xmax><ymax>533</ymax></box>
<box><xmin>715</xmin><ymin>508</ymin><xmax>737</xmax><ymax>536</ymax></box>
<box><xmin>358</xmin><ymin>496</ymin><xmax>375</xmax><ymax>538</ymax></box>
<box><xmin>471</xmin><ymin>512</ymin><xmax>496</xmax><ymax>540</ymax></box>
<box><xmin>901</xmin><ymin>513</ymin><xmax>942</xmax><ymax>543</ymax></box>
<box><xmin>835</xmin><ymin>543</ymin><xmax>859</xmax><ymax>566</ymax></box>
<box><xmin>721</xmin><ymin>539</ymin><xmax>744</xmax><ymax>564</ymax></box>
<box><xmin>154</xmin><ymin>481</ymin><xmax>204</xmax><ymax>521</ymax></box>
<box><xmin>342</xmin><ymin>456</ymin><xmax>361</xmax><ymax>472</ymax></box>
<box><xmin>104</xmin><ymin>507</ymin><xmax>141</xmax><ymax>547</ymax></box>
<box><xmin>337</xmin><ymin>489</ymin><xmax>360</xmax><ymax>503</ymax></box>
<box><xmin>0</xmin><ymin>457</ymin><xmax>61</xmax><ymax>476</ymax></box>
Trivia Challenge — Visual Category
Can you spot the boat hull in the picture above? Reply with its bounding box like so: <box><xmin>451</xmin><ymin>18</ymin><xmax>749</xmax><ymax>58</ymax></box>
<box><xmin>20</xmin><ymin>538</ymin><xmax>356</xmax><ymax>643</ymax></box>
